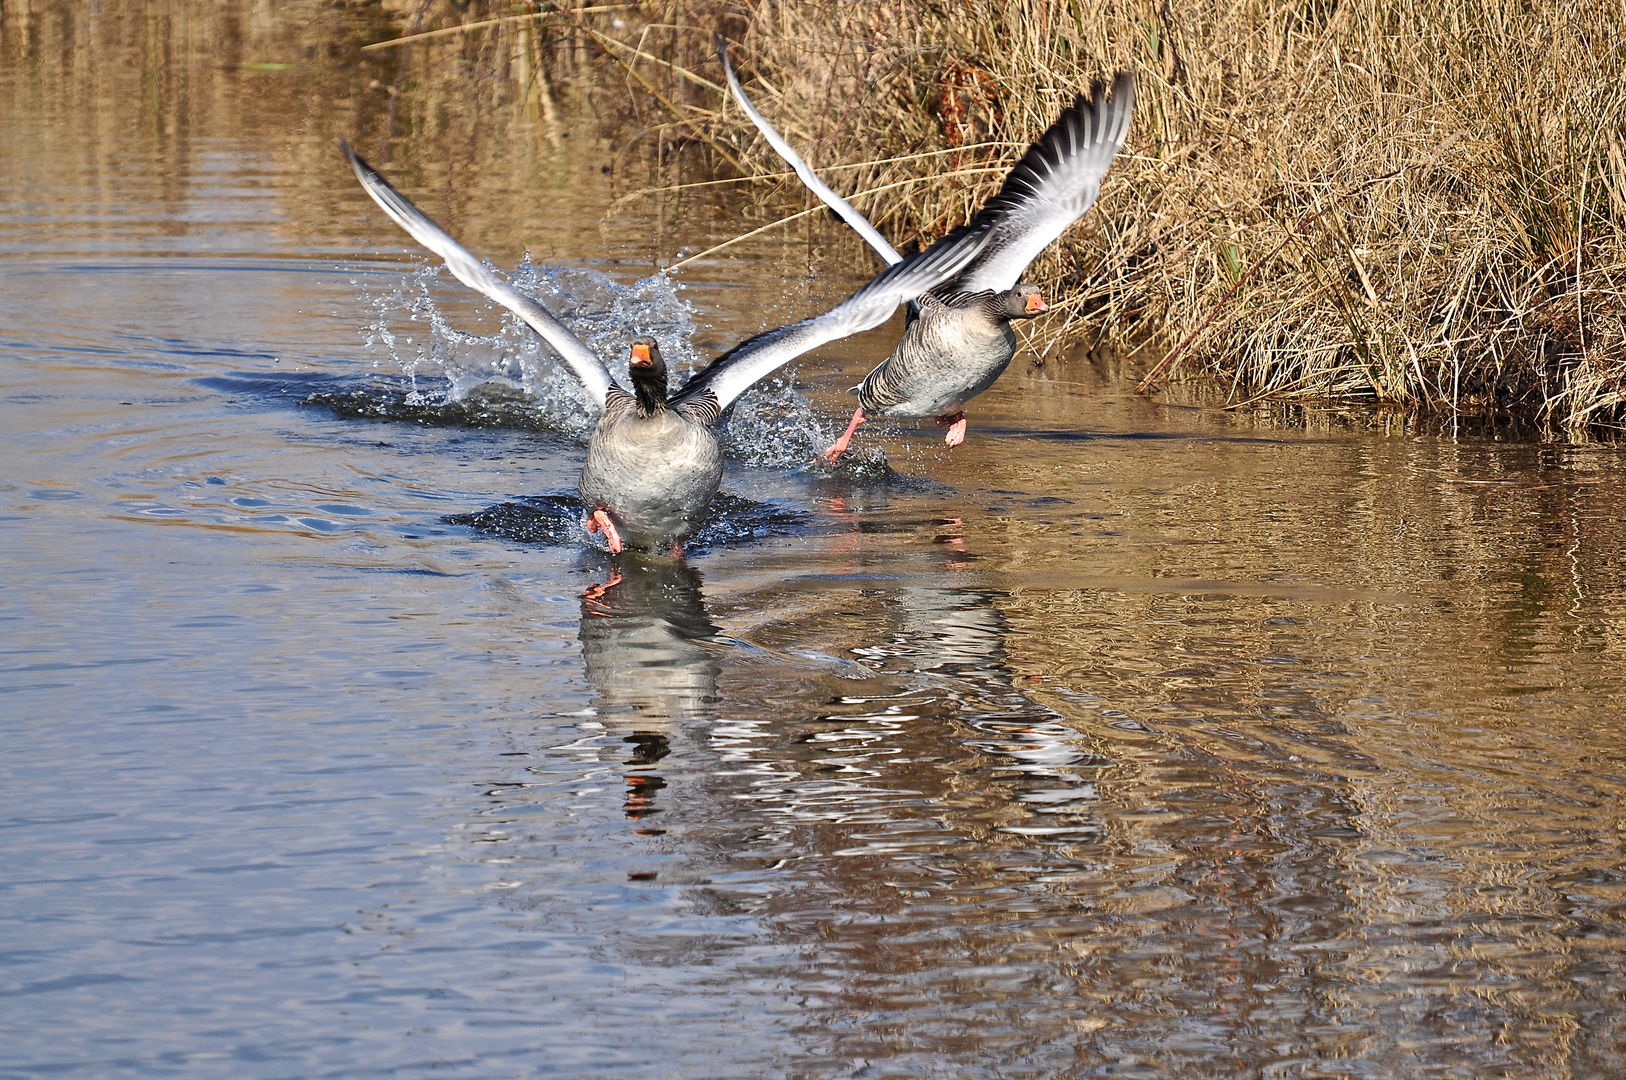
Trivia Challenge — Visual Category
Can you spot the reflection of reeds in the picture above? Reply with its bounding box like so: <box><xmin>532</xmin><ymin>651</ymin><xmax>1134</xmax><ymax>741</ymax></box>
<box><xmin>394</xmin><ymin>0</ymin><xmax>1626</xmax><ymax>433</ymax></box>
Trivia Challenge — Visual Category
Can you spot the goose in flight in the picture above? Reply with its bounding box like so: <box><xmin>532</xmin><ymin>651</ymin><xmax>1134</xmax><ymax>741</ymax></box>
<box><xmin>718</xmin><ymin>45</ymin><xmax>1133</xmax><ymax>459</ymax></box>
<box><xmin>340</xmin><ymin>142</ymin><xmax>993</xmax><ymax>553</ymax></box>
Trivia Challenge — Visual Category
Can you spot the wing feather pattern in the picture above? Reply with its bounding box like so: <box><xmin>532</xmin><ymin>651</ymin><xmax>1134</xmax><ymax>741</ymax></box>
<box><xmin>671</xmin><ymin>217</ymin><xmax>995</xmax><ymax>411</ymax></box>
<box><xmin>718</xmin><ymin>38</ymin><xmax>903</xmax><ymax>268</ymax></box>
<box><xmin>340</xmin><ymin>141</ymin><xmax>615</xmax><ymax>410</ymax></box>
<box><xmin>954</xmin><ymin>74</ymin><xmax>1135</xmax><ymax>292</ymax></box>
<box><xmin>722</xmin><ymin>63</ymin><xmax>1133</xmax><ymax>297</ymax></box>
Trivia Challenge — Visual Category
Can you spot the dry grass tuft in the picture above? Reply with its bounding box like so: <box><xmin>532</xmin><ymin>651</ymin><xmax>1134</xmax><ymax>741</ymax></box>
<box><xmin>372</xmin><ymin>0</ymin><xmax>1626</xmax><ymax>434</ymax></box>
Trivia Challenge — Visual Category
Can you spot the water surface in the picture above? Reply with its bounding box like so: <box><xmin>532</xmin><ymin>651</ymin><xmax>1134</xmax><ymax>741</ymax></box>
<box><xmin>4</xmin><ymin>5</ymin><xmax>1626</xmax><ymax>1078</ymax></box>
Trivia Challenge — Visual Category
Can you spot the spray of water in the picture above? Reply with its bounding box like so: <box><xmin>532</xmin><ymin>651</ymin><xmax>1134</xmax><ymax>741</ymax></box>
<box><xmin>360</xmin><ymin>257</ymin><xmax>838</xmax><ymax>466</ymax></box>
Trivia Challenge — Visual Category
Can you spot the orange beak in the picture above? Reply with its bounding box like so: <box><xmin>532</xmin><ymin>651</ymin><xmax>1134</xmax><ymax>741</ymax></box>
<box><xmin>630</xmin><ymin>342</ymin><xmax>652</xmax><ymax>367</ymax></box>
<box><xmin>1025</xmin><ymin>291</ymin><xmax>1048</xmax><ymax>315</ymax></box>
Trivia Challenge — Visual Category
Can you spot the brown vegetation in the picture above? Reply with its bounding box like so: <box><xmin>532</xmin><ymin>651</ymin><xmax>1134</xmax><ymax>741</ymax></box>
<box><xmin>361</xmin><ymin>1</ymin><xmax>1626</xmax><ymax>432</ymax></box>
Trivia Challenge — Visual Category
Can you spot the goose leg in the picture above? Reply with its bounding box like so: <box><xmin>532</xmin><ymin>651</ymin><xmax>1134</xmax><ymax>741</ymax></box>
<box><xmin>819</xmin><ymin>408</ymin><xmax>866</xmax><ymax>463</ymax></box>
<box><xmin>586</xmin><ymin>508</ymin><xmax>623</xmax><ymax>554</ymax></box>
<box><xmin>937</xmin><ymin>411</ymin><xmax>968</xmax><ymax>448</ymax></box>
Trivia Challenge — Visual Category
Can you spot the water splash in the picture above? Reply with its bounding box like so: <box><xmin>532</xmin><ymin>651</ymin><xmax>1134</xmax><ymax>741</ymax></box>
<box><xmin>360</xmin><ymin>258</ymin><xmax>830</xmax><ymax>462</ymax></box>
<box><xmin>718</xmin><ymin>373</ymin><xmax>826</xmax><ymax>467</ymax></box>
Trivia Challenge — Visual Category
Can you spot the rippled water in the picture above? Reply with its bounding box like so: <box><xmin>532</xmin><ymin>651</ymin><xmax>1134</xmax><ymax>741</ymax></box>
<box><xmin>6</xmin><ymin>5</ymin><xmax>1626</xmax><ymax>1078</ymax></box>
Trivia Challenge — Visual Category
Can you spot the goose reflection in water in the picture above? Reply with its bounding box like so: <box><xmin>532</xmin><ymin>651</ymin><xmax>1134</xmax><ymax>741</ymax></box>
<box><xmin>879</xmin><ymin>577</ymin><xmax>1110</xmax><ymax>840</ymax></box>
<box><xmin>579</xmin><ymin>556</ymin><xmax>720</xmax><ymax>825</ymax></box>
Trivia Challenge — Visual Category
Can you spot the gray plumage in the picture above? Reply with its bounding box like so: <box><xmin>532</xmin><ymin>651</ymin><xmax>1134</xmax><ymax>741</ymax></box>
<box><xmin>856</xmin><ymin>289</ymin><xmax>1030</xmax><ymax>419</ymax></box>
<box><xmin>580</xmin><ymin>387</ymin><xmax>723</xmax><ymax>551</ymax></box>
<box><xmin>573</xmin><ymin>337</ymin><xmax>721</xmax><ymax>550</ymax></box>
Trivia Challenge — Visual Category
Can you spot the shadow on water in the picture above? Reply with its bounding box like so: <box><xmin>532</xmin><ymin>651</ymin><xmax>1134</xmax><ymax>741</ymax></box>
<box><xmin>515</xmin><ymin>534</ymin><xmax>1393</xmax><ymax>1074</ymax></box>
<box><xmin>493</xmin><ymin>532</ymin><xmax>1237</xmax><ymax>1072</ymax></box>
<box><xmin>550</xmin><ymin>536</ymin><xmax>1124</xmax><ymax>867</ymax></box>
<box><xmin>447</xmin><ymin>491</ymin><xmax>813</xmax><ymax>552</ymax></box>
<box><xmin>304</xmin><ymin>374</ymin><xmax>572</xmax><ymax>432</ymax></box>
<box><xmin>578</xmin><ymin>560</ymin><xmax>720</xmax><ymax>707</ymax></box>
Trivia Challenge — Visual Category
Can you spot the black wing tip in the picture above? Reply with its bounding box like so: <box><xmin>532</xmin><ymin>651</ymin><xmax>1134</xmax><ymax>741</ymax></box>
<box><xmin>337</xmin><ymin>138</ymin><xmax>364</xmax><ymax>170</ymax></box>
<box><xmin>980</xmin><ymin>70</ymin><xmax>1135</xmax><ymax>217</ymax></box>
<box><xmin>718</xmin><ymin>35</ymin><xmax>748</xmax><ymax>102</ymax></box>
<box><xmin>1056</xmin><ymin>70</ymin><xmax>1135</xmax><ymax>146</ymax></box>
<box><xmin>339</xmin><ymin>139</ymin><xmax>384</xmax><ymax>188</ymax></box>
<box><xmin>1071</xmin><ymin>71</ymin><xmax>1135</xmax><ymax>114</ymax></box>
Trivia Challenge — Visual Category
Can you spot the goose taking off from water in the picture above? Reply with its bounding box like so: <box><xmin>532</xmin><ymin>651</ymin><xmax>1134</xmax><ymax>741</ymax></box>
<box><xmin>718</xmin><ymin>43</ymin><xmax>1134</xmax><ymax>459</ymax></box>
<box><xmin>341</xmin><ymin>142</ymin><xmax>994</xmax><ymax>553</ymax></box>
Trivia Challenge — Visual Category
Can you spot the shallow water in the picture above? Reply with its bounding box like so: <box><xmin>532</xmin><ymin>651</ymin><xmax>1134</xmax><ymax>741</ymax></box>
<box><xmin>5</xmin><ymin>5</ymin><xmax>1626</xmax><ymax>1078</ymax></box>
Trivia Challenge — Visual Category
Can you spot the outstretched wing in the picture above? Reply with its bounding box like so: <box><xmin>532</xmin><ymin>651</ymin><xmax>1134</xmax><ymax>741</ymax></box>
<box><xmin>718</xmin><ymin>37</ymin><xmax>902</xmax><ymax>268</ymax></box>
<box><xmin>670</xmin><ymin>217</ymin><xmax>995</xmax><ymax>412</ymax></box>
<box><xmin>952</xmin><ymin>74</ymin><xmax>1135</xmax><ymax>293</ymax></box>
<box><xmin>340</xmin><ymin>141</ymin><xmax>616</xmax><ymax>409</ymax></box>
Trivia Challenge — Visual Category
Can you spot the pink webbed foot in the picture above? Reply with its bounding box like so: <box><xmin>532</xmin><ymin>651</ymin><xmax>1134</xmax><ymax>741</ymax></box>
<box><xmin>586</xmin><ymin>508</ymin><xmax>623</xmax><ymax>554</ymax></box>
<box><xmin>938</xmin><ymin>412</ymin><xmax>968</xmax><ymax>448</ymax></box>
<box><xmin>819</xmin><ymin>407</ymin><xmax>867</xmax><ymax>463</ymax></box>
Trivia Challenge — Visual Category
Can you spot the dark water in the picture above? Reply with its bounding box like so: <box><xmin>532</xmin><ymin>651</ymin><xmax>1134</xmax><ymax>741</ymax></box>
<box><xmin>5</xmin><ymin>4</ymin><xmax>1626</xmax><ymax>1078</ymax></box>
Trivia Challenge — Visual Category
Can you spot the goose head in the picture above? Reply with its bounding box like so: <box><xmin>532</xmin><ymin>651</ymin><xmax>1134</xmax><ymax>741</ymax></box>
<box><xmin>1004</xmin><ymin>285</ymin><xmax>1048</xmax><ymax>320</ymax></box>
<box><xmin>627</xmin><ymin>336</ymin><xmax>670</xmax><ymax>414</ymax></box>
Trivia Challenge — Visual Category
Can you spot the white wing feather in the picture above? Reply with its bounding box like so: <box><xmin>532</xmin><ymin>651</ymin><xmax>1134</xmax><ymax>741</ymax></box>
<box><xmin>720</xmin><ymin>59</ymin><xmax>1134</xmax><ymax>298</ymax></box>
<box><xmin>954</xmin><ymin>75</ymin><xmax>1135</xmax><ymax>293</ymax></box>
<box><xmin>718</xmin><ymin>39</ymin><xmax>902</xmax><ymax>268</ymax></box>
<box><xmin>341</xmin><ymin>142</ymin><xmax>615</xmax><ymax>410</ymax></box>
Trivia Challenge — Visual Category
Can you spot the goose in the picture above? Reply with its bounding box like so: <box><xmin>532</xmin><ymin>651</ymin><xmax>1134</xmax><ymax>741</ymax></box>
<box><xmin>718</xmin><ymin>45</ymin><xmax>1134</xmax><ymax>459</ymax></box>
<box><xmin>340</xmin><ymin>142</ymin><xmax>994</xmax><ymax>554</ymax></box>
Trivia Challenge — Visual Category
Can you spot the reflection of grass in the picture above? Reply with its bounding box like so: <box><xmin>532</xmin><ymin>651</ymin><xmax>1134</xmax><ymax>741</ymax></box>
<box><xmin>413</xmin><ymin>0</ymin><xmax>1625</xmax><ymax>433</ymax></box>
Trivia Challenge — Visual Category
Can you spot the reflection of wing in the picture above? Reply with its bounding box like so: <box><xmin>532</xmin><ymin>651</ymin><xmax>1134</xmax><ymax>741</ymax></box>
<box><xmin>893</xmin><ymin>587</ymin><xmax>1098</xmax><ymax>800</ymax></box>
<box><xmin>579</xmin><ymin>560</ymin><xmax>719</xmax><ymax>726</ymax></box>
<box><xmin>341</xmin><ymin>142</ymin><xmax>616</xmax><ymax>410</ymax></box>
<box><xmin>718</xmin><ymin>37</ymin><xmax>901</xmax><ymax>267</ymax></box>
<box><xmin>895</xmin><ymin>586</ymin><xmax>1012</xmax><ymax>680</ymax></box>
<box><xmin>670</xmin><ymin>216</ymin><xmax>994</xmax><ymax>410</ymax></box>
<box><xmin>953</xmin><ymin>75</ymin><xmax>1135</xmax><ymax>293</ymax></box>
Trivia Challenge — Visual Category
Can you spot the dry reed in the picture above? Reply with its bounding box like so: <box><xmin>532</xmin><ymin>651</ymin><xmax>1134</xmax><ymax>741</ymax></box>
<box><xmin>372</xmin><ymin>0</ymin><xmax>1626</xmax><ymax>434</ymax></box>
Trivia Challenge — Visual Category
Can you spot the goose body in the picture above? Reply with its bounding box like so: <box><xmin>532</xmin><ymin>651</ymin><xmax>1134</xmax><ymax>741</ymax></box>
<box><xmin>856</xmin><ymin>290</ymin><xmax>1030</xmax><ymax>419</ymax></box>
<box><xmin>720</xmin><ymin>45</ymin><xmax>1133</xmax><ymax>456</ymax></box>
<box><xmin>580</xmin><ymin>381</ymin><xmax>723</xmax><ymax>550</ymax></box>
<box><xmin>341</xmin><ymin>141</ymin><xmax>996</xmax><ymax>551</ymax></box>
